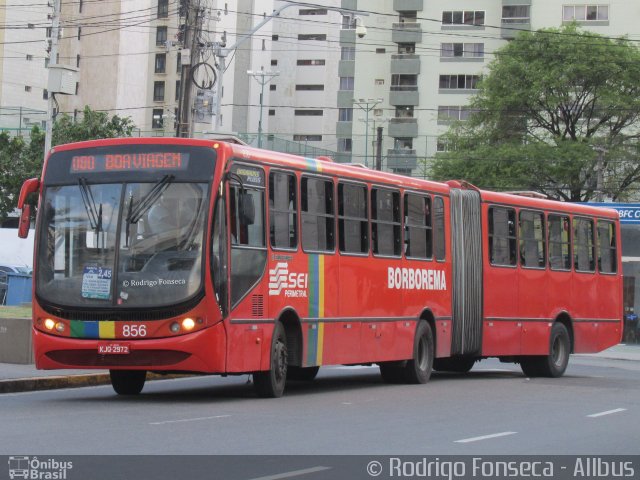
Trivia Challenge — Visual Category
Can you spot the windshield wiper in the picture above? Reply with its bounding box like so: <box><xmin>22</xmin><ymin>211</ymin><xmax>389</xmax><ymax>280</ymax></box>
<box><xmin>126</xmin><ymin>175</ymin><xmax>174</xmax><ymax>225</ymax></box>
<box><xmin>78</xmin><ymin>177</ymin><xmax>102</xmax><ymax>236</ymax></box>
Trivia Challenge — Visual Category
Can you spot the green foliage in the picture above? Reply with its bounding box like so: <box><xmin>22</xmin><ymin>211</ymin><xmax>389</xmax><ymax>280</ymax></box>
<box><xmin>0</xmin><ymin>106</ymin><xmax>135</xmax><ymax>221</ymax></box>
<box><xmin>432</xmin><ymin>24</ymin><xmax>640</xmax><ymax>201</ymax></box>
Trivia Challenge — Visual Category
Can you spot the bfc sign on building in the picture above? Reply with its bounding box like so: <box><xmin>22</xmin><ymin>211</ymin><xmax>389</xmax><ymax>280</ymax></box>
<box><xmin>588</xmin><ymin>203</ymin><xmax>640</xmax><ymax>224</ymax></box>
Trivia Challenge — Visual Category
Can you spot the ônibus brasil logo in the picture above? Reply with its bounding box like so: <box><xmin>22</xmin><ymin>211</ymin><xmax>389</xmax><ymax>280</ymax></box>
<box><xmin>8</xmin><ymin>456</ymin><xmax>73</xmax><ymax>480</ymax></box>
<box><xmin>268</xmin><ymin>263</ymin><xmax>308</xmax><ymax>298</ymax></box>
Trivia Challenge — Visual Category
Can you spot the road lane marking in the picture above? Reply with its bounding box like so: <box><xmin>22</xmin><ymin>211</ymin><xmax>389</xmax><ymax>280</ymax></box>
<box><xmin>150</xmin><ymin>415</ymin><xmax>231</xmax><ymax>425</ymax></box>
<box><xmin>586</xmin><ymin>408</ymin><xmax>627</xmax><ymax>418</ymax></box>
<box><xmin>247</xmin><ymin>466</ymin><xmax>331</xmax><ymax>480</ymax></box>
<box><xmin>454</xmin><ymin>431</ymin><xmax>517</xmax><ymax>443</ymax></box>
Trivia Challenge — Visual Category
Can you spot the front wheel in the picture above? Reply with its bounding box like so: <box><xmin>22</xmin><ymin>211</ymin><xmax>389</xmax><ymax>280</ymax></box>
<box><xmin>253</xmin><ymin>322</ymin><xmax>288</xmax><ymax>397</ymax></box>
<box><xmin>109</xmin><ymin>370</ymin><xmax>146</xmax><ymax>395</ymax></box>
<box><xmin>287</xmin><ymin>366</ymin><xmax>320</xmax><ymax>382</ymax></box>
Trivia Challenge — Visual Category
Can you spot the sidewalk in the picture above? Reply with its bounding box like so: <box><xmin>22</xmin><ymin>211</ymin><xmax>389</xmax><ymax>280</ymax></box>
<box><xmin>1</xmin><ymin>344</ymin><xmax>639</xmax><ymax>394</ymax></box>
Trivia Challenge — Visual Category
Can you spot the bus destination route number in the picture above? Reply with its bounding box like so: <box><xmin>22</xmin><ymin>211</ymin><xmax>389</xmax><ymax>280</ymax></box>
<box><xmin>70</xmin><ymin>152</ymin><xmax>189</xmax><ymax>173</ymax></box>
<box><xmin>97</xmin><ymin>342</ymin><xmax>130</xmax><ymax>355</ymax></box>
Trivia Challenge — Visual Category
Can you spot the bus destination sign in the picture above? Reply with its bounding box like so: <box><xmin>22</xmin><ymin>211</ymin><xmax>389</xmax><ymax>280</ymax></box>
<box><xmin>70</xmin><ymin>152</ymin><xmax>189</xmax><ymax>173</ymax></box>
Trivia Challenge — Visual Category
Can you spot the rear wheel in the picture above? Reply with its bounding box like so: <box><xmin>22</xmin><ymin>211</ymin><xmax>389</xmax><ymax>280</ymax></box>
<box><xmin>403</xmin><ymin>321</ymin><xmax>434</xmax><ymax>384</ymax></box>
<box><xmin>287</xmin><ymin>366</ymin><xmax>320</xmax><ymax>382</ymax></box>
<box><xmin>109</xmin><ymin>370</ymin><xmax>146</xmax><ymax>395</ymax></box>
<box><xmin>254</xmin><ymin>322</ymin><xmax>288</xmax><ymax>397</ymax></box>
<box><xmin>520</xmin><ymin>322</ymin><xmax>570</xmax><ymax>378</ymax></box>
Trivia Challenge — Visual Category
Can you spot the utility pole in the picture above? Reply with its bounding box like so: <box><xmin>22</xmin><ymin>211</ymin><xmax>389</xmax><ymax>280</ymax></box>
<box><xmin>247</xmin><ymin>69</ymin><xmax>279</xmax><ymax>148</ymax></box>
<box><xmin>353</xmin><ymin>98</ymin><xmax>382</xmax><ymax>167</ymax></box>
<box><xmin>375</xmin><ymin>126</ymin><xmax>383</xmax><ymax>171</ymax></box>
<box><xmin>176</xmin><ymin>0</ymin><xmax>203</xmax><ymax>137</ymax></box>
<box><xmin>594</xmin><ymin>146</ymin><xmax>607</xmax><ymax>202</ymax></box>
<box><xmin>44</xmin><ymin>0</ymin><xmax>62</xmax><ymax>155</ymax></box>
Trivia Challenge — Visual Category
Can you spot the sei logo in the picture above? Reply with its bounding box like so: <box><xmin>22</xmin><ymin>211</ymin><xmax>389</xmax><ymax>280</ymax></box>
<box><xmin>268</xmin><ymin>263</ymin><xmax>308</xmax><ymax>297</ymax></box>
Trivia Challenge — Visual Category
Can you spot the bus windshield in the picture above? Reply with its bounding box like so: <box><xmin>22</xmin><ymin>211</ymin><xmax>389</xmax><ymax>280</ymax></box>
<box><xmin>35</xmin><ymin>145</ymin><xmax>215</xmax><ymax>310</ymax></box>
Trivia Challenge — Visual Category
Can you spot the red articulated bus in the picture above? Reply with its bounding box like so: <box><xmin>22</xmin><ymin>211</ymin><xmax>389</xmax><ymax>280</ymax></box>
<box><xmin>17</xmin><ymin>138</ymin><xmax>622</xmax><ymax>397</ymax></box>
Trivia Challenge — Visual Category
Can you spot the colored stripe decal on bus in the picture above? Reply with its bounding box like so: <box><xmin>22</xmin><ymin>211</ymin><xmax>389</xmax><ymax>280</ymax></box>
<box><xmin>304</xmin><ymin>158</ymin><xmax>322</xmax><ymax>173</ymax></box>
<box><xmin>70</xmin><ymin>321</ymin><xmax>115</xmax><ymax>338</ymax></box>
<box><xmin>307</xmin><ymin>254</ymin><xmax>325</xmax><ymax>365</ymax></box>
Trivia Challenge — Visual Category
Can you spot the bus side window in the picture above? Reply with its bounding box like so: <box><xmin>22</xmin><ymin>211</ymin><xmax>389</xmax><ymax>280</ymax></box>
<box><xmin>548</xmin><ymin>215</ymin><xmax>571</xmax><ymax>270</ymax></box>
<box><xmin>372</xmin><ymin>188</ymin><xmax>401</xmax><ymax>257</ymax></box>
<box><xmin>269</xmin><ymin>171</ymin><xmax>297</xmax><ymax>250</ymax></box>
<box><xmin>573</xmin><ymin>217</ymin><xmax>595</xmax><ymax>272</ymax></box>
<box><xmin>597</xmin><ymin>220</ymin><xmax>617</xmax><ymax>274</ymax></box>
<box><xmin>434</xmin><ymin>196</ymin><xmax>446</xmax><ymax>261</ymax></box>
<box><xmin>519</xmin><ymin>210</ymin><xmax>545</xmax><ymax>268</ymax></box>
<box><xmin>488</xmin><ymin>206</ymin><xmax>516</xmax><ymax>266</ymax></box>
<box><xmin>301</xmin><ymin>176</ymin><xmax>335</xmax><ymax>252</ymax></box>
<box><xmin>338</xmin><ymin>182</ymin><xmax>368</xmax><ymax>254</ymax></box>
<box><xmin>404</xmin><ymin>193</ymin><xmax>432</xmax><ymax>259</ymax></box>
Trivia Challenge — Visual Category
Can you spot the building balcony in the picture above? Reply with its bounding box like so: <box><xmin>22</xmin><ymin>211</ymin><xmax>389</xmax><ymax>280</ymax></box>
<box><xmin>391</xmin><ymin>22</ymin><xmax>422</xmax><ymax>44</ymax></box>
<box><xmin>387</xmin><ymin>149</ymin><xmax>418</xmax><ymax>170</ymax></box>
<box><xmin>338</xmin><ymin>60</ymin><xmax>355</xmax><ymax>77</ymax></box>
<box><xmin>389</xmin><ymin>88</ymin><xmax>419</xmax><ymax>106</ymax></box>
<box><xmin>393</xmin><ymin>0</ymin><xmax>423</xmax><ymax>11</ymax></box>
<box><xmin>389</xmin><ymin>118</ymin><xmax>418</xmax><ymax>137</ymax></box>
<box><xmin>390</xmin><ymin>54</ymin><xmax>421</xmax><ymax>75</ymax></box>
<box><xmin>501</xmin><ymin>19</ymin><xmax>531</xmax><ymax>38</ymax></box>
<box><xmin>336</xmin><ymin>121</ymin><xmax>353</xmax><ymax>137</ymax></box>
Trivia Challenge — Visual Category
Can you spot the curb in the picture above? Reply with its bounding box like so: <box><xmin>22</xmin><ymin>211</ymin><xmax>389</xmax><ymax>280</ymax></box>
<box><xmin>0</xmin><ymin>372</ymin><xmax>186</xmax><ymax>394</ymax></box>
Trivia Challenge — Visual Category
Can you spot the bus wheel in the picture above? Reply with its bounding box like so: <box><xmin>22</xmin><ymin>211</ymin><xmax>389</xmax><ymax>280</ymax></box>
<box><xmin>520</xmin><ymin>322</ymin><xmax>570</xmax><ymax>378</ymax></box>
<box><xmin>403</xmin><ymin>321</ymin><xmax>434</xmax><ymax>384</ymax></box>
<box><xmin>109</xmin><ymin>370</ymin><xmax>146</xmax><ymax>395</ymax></box>
<box><xmin>287</xmin><ymin>366</ymin><xmax>320</xmax><ymax>382</ymax></box>
<box><xmin>433</xmin><ymin>357</ymin><xmax>476</xmax><ymax>373</ymax></box>
<box><xmin>379</xmin><ymin>363</ymin><xmax>406</xmax><ymax>384</ymax></box>
<box><xmin>254</xmin><ymin>322</ymin><xmax>288</xmax><ymax>398</ymax></box>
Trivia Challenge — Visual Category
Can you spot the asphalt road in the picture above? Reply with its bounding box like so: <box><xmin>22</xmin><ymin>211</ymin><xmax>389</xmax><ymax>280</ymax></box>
<box><xmin>0</xmin><ymin>356</ymin><xmax>638</xmax><ymax>456</ymax></box>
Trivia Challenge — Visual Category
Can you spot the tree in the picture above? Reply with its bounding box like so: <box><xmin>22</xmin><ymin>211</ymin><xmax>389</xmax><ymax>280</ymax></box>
<box><xmin>431</xmin><ymin>24</ymin><xmax>640</xmax><ymax>201</ymax></box>
<box><xmin>0</xmin><ymin>106</ymin><xmax>135</xmax><ymax>221</ymax></box>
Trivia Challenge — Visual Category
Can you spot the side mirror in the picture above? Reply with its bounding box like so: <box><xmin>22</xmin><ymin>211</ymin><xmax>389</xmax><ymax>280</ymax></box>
<box><xmin>18</xmin><ymin>205</ymin><xmax>31</xmax><ymax>239</ymax></box>
<box><xmin>238</xmin><ymin>192</ymin><xmax>255</xmax><ymax>226</ymax></box>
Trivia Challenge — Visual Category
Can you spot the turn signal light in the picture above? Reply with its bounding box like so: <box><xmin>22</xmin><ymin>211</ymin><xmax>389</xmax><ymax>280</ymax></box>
<box><xmin>182</xmin><ymin>318</ymin><xmax>196</xmax><ymax>331</ymax></box>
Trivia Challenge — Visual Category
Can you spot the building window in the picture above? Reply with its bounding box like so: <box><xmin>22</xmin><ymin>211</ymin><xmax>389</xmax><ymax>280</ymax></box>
<box><xmin>28</xmin><ymin>23</ymin><xmax>34</xmax><ymax>29</ymax></box>
<box><xmin>299</xmin><ymin>8</ymin><xmax>327</xmax><ymax>15</ymax></box>
<box><xmin>341</xmin><ymin>47</ymin><xmax>355</xmax><ymax>60</ymax></box>
<box><xmin>376</xmin><ymin>48</ymin><xmax>386</xmax><ymax>54</ymax></box>
<box><xmin>79</xmin><ymin>0</ymin><xmax>83</xmax><ymax>13</ymax></box>
<box><xmin>76</xmin><ymin>54</ymin><xmax>81</xmax><ymax>68</ymax></box>
<box><xmin>338</xmin><ymin>108</ymin><xmax>353</xmax><ymax>122</ymax></box>
<box><xmin>75</xmin><ymin>82</ymin><xmax>79</xmax><ymax>95</ymax></box>
<box><xmin>442</xmin><ymin>10</ymin><xmax>485</xmax><ymax>26</ymax></box>
<box><xmin>295</xmin><ymin>84</ymin><xmax>324</xmax><ymax>91</ymax></box>
<box><xmin>337</xmin><ymin>138</ymin><xmax>352</xmax><ymax>152</ymax></box>
<box><xmin>339</xmin><ymin>77</ymin><xmax>354</xmax><ymax>91</ymax></box>
<box><xmin>295</xmin><ymin>109</ymin><xmax>323</xmax><ymax>116</ymax></box>
<box><xmin>398</xmin><ymin>43</ymin><xmax>415</xmax><ymax>54</ymax></box>
<box><xmin>176</xmin><ymin>52</ymin><xmax>181</xmax><ymax>72</ymax></box>
<box><xmin>270</xmin><ymin>84</ymin><xmax>277</xmax><ymax>91</ymax></box>
<box><xmin>156</xmin><ymin>26</ymin><xmax>167</xmax><ymax>46</ymax></box>
<box><xmin>26</xmin><ymin>54</ymin><xmax>33</xmax><ymax>61</ymax></box>
<box><xmin>297</xmin><ymin>59</ymin><xmax>326</xmax><ymax>66</ymax></box>
<box><xmin>268</xmin><ymin>109</ymin><xmax>276</xmax><ymax>116</ymax></box>
<box><xmin>293</xmin><ymin>134</ymin><xmax>322</xmax><ymax>141</ymax></box>
<box><xmin>298</xmin><ymin>33</ymin><xmax>326</xmax><ymax>41</ymax></box>
<box><xmin>77</xmin><ymin>27</ymin><xmax>82</xmax><ymax>40</ymax></box>
<box><xmin>301</xmin><ymin>176</ymin><xmax>335</xmax><ymax>252</ymax></box>
<box><xmin>157</xmin><ymin>0</ymin><xmax>169</xmax><ymax>19</ymax></box>
<box><xmin>563</xmin><ymin>4</ymin><xmax>608</xmax><ymax>21</ymax></box>
<box><xmin>441</xmin><ymin>42</ymin><xmax>484</xmax><ymax>58</ymax></box>
<box><xmin>438</xmin><ymin>106</ymin><xmax>476</xmax><ymax>123</ymax></box>
<box><xmin>152</xmin><ymin>108</ymin><xmax>164</xmax><ymax>129</ymax></box>
<box><xmin>271</xmin><ymin>59</ymin><xmax>278</xmax><ymax>66</ymax></box>
<box><xmin>43</xmin><ymin>89</ymin><xmax>48</xmax><ymax>100</ymax></box>
<box><xmin>375</xmin><ymin>79</ymin><xmax>384</xmax><ymax>85</ymax></box>
<box><xmin>342</xmin><ymin>16</ymin><xmax>356</xmax><ymax>29</ymax></box>
<box><xmin>394</xmin><ymin>138</ymin><xmax>413</xmax><ymax>150</ymax></box>
<box><xmin>155</xmin><ymin>53</ymin><xmax>166</xmax><ymax>73</ymax></box>
<box><xmin>175</xmin><ymin>80</ymin><xmax>180</xmax><ymax>101</ymax></box>
<box><xmin>24</xmin><ymin>86</ymin><xmax>32</xmax><ymax>92</ymax></box>
<box><xmin>153</xmin><ymin>81</ymin><xmax>165</xmax><ymax>101</ymax></box>
<box><xmin>391</xmin><ymin>74</ymin><xmax>418</xmax><ymax>91</ymax></box>
<box><xmin>439</xmin><ymin>74</ymin><xmax>480</xmax><ymax>90</ymax></box>
<box><xmin>373</xmin><ymin>109</ymin><xmax>383</xmax><ymax>116</ymax></box>
<box><xmin>396</xmin><ymin>106</ymin><xmax>414</xmax><ymax>118</ymax></box>
<box><xmin>502</xmin><ymin>5</ymin><xmax>530</xmax><ymax>24</ymax></box>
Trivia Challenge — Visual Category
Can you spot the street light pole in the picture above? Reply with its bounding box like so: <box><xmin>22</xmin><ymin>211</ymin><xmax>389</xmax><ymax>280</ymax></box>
<box><xmin>247</xmin><ymin>69</ymin><xmax>279</xmax><ymax>148</ymax></box>
<box><xmin>212</xmin><ymin>3</ymin><xmax>368</xmax><ymax>131</ymax></box>
<box><xmin>353</xmin><ymin>98</ymin><xmax>382</xmax><ymax>167</ymax></box>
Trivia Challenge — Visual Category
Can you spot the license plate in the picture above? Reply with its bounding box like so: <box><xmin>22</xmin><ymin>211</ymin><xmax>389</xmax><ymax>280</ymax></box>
<box><xmin>97</xmin><ymin>342</ymin><xmax>130</xmax><ymax>355</ymax></box>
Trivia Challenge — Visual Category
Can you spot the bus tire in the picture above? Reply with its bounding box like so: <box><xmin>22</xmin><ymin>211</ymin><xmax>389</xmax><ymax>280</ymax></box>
<box><xmin>403</xmin><ymin>321</ymin><xmax>434</xmax><ymax>384</ymax></box>
<box><xmin>520</xmin><ymin>322</ymin><xmax>570</xmax><ymax>378</ymax></box>
<box><xmin>379</xmin><ymin>363</ymin><xmax>406</xmax><ymax>384</ymax></box>
<box><xmin>109</xmin><ymin>370</ymin><xmax>146</xmax><ymax>395</ymax></box>
<box><xmin>287</xmin><ymin>366</ymin><xmax>320</xmax><ymax>382</ymax></box>
<box><xmin>253</xmin><ymin>322</ymin><xmax>288</xmax><ymax>398</ymax></box>
<box><xmin>433</xmin><ymin>357</ymin><xmax>476</xmax><ymax>373</ymax></box>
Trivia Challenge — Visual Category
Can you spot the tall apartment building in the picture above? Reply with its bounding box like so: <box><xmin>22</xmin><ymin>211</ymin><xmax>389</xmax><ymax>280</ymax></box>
<box><xmin>340</xmin><ymin>0</ymin><xmax>640</xmax><ymax>176</ymax></box>
<box><xmin>0</xmin><ymin>1</ymin><xmax>49</xmax><ymax>133</ymax></box>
